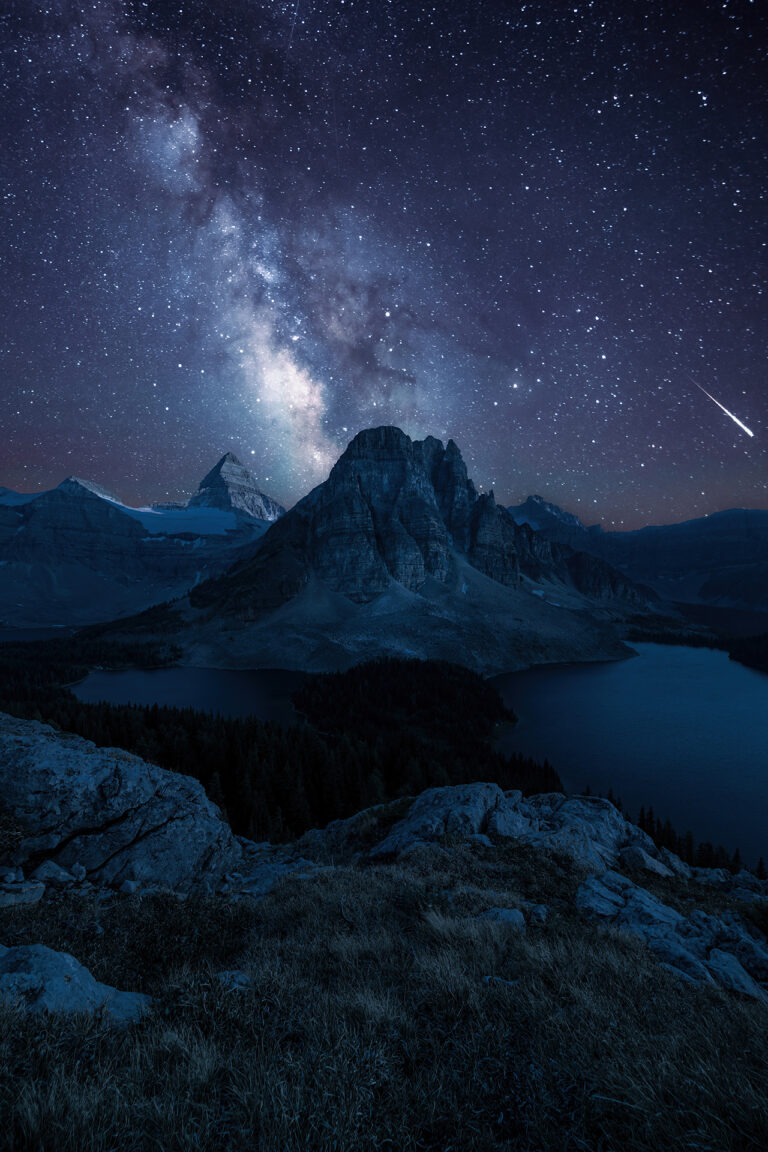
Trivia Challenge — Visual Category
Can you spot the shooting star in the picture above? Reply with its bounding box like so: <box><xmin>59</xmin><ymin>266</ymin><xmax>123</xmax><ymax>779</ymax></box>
<box><xmin>690</xmin><ymin>377</ymin><xmax>754</xmax><ymax>438</ymax></box>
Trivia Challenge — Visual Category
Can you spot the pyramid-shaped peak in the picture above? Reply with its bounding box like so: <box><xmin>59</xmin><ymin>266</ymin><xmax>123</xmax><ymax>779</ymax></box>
<box><xmin>191</xmin><ymin>454</ymin><xmax>284</xmax><ymax>522</ymax></box>
<box><xmin>198</xmin><ymin>453</ymin><xmax>242</xmax><ymax>487</ymax></box>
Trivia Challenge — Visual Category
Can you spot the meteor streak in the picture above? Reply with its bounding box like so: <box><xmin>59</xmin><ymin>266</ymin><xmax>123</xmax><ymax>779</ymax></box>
<box><xmin>690</xmin><ymin>377</ymin><xmax>754</xmax><ymax>438</ymax></box>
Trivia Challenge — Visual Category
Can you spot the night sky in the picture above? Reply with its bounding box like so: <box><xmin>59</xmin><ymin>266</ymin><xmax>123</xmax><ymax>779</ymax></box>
<box><xmin>2</xmin><ymin>0</ymin><xmax>766</xmax><ymax>527</ymax></box>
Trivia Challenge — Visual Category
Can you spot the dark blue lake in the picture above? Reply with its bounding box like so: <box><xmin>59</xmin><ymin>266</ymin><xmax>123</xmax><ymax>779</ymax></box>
<box><xmin>71</xmin><ymin>644</ymin><xmax>768</xmax><ymax>865</ymax></box>
<box><xmin>73</xmin><ymin>666</ymin><xmax>306</xmax><ymax>724</ymax></box>
<box><xmin>493</xmin><ymin>643</ymin><xmax>768</xmax><ymax>866</ymax></box>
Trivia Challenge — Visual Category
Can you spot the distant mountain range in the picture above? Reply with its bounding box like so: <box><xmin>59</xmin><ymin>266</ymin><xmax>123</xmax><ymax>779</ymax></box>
<box><xmin>510</xmin><ymin>495</ymin><xmax>768</xmax><ymax>612</ymax></box>
<box><xmin>5</xmin><ymin>429</ymin><xmax>766</xmax><ymax>671</ymax></box>
<box><xmin>0</xmin><ymin>455</ymin><xmax>284</xmax><ymax>626</ymax></box>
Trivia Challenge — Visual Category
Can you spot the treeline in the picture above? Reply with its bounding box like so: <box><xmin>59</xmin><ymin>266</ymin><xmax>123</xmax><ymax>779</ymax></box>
<box><xmin>726</xmin><ymin>632</ymin><xmax>768</xmax><ymax>675</ymax></box>
<box><xmin>626</xmin><ymin>622</ymin><xmax>768</xmax><ymax>678</ymax></box>
<box><xmin>588</xmin><ymin>786</ymin><xmax>762</xmax><ymax>877</ymax></box>
<box><xmin>625</xmin><ymin>627</ymin><xmax>722</xmax><ymax>650</ymax></box>
<box><xmin>0</xmin><ymin>643</ymin><xmax>560</xmax><ymax>843</ymax></box>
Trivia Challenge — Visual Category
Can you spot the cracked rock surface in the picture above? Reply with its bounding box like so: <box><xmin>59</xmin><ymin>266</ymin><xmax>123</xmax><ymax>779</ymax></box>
<box><xmin>0</xmin><ymin>713</ymin><xmax>241</xmax><ymax>892</ymax></box>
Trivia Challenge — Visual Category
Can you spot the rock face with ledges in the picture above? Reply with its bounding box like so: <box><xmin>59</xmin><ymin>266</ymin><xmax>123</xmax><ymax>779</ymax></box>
<box><xmin>189</xmin><ymin>453</ymin><xmax>285</xmax><ymax>522</ymax></box>
<box><xmin>0</xmin><ymin>713</ymin><xmax>241</xmax><ymax>892</ymax></box>
<box><xmin>192</xmin><ymin>427</ymin><xmax>651</xmax><ymax>620</ymax></box>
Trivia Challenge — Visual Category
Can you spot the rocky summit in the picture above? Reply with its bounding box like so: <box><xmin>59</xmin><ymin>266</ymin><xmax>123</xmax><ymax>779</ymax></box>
<box><xmin>173</xmin><ymin>427</ymin><xmax>652</xmax><ymax>671</ymax></box>
<box><xmin>189</xmin><ymin>453</ymin><xmax>285</xmax><ymax>522</ymax></box>
<box><xmin>195</xmin><ymin>427</ymin><xmax>647</xmax><ymax>613</ymax></box>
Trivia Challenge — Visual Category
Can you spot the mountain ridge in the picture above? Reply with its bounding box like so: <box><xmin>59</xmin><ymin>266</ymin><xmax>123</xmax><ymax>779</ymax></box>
<box><xmin>510</xmin><ymin>495</ymin><xmax>768</xmax><ymax>611</ymax></box>
<box><xmin>0</xmin><ymin>456</ymin><xmax>285</xmax><ymax>627</ymax></box>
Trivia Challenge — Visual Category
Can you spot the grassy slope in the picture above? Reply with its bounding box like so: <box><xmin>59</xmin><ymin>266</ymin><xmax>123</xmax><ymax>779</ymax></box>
<box><xmin>1</xmin><ymin>835</ymin><xmax>766</xmax><ymax>1151</ymax></box>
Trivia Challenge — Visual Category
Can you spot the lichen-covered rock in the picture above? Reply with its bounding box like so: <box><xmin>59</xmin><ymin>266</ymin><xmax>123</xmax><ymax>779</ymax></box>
<box><xmin>576</xmin><ymin>870</ymin><xmax>768</xmax><ymax>999</ymax></box>
<box><xmin>0</xmin><ymin>713</ymin><xmax>241</xmax><ymax>893</ymax></box>
<box><xmin>0</xmin><ymin>943</ymin><xmax>150</xmax><ymax>1022</ymax></box>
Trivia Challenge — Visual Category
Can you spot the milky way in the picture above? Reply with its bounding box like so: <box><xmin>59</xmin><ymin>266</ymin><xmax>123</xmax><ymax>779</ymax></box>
<box><xmin>2</xmin><ymin>0</ymin><xmax>766</xmax><ymax>526</ymax></box>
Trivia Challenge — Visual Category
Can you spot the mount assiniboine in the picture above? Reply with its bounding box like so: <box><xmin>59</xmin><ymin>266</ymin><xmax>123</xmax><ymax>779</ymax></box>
<box><xmin>111</xmin><ymin>426</ymin><xmax>654</xmax><ymax>673</ymax></box>
<box><xmin>0</xmin><ymin>455</ymin><xmax>284</xmax><ymax>627</ymax></box>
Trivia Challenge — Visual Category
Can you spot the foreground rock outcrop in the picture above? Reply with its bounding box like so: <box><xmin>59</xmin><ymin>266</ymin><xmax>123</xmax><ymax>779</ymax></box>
<box><xmin>0</xmin><ymin>943</ymin><xmax>150</xmax><ymax>1022</ymax></box>
<box><xmin>577</xmin><ymin>871</ymin><xmax>768</xmax><ymax>1000</ymax></box>
<box><xmin>1</xmin><ymin>713</ymin><xmax>766</xmax><ymax>1011</ymax></box>
<box><xmin>298</xmin><ymin>782</ymin><xmax>768</xmax><ymax>997</ymax></box>
<box><xmin>301</xmin><ymin>783</ymin><xmax>661</xmax><ymax>873</ymax></box>
<box><xmin>0</xmin><ymin>715</ymin><xmax>241</xmax><ymax>893</ymax></box>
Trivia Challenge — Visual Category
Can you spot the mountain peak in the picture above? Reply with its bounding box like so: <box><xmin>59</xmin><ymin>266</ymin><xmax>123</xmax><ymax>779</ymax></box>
<box><xmin>56</xmin><ymin>477</ymin><xmax>120</xmax><ymax>503</ymax></box>
<box><xmin>190</xmin><ymin>454</ymin><xmax>284</xmax><ymax>522</ymax></box>
<box><xmin>510</xmin><ymin>494</ymin><xmax>586</xmax><ymax>534</ymax></box>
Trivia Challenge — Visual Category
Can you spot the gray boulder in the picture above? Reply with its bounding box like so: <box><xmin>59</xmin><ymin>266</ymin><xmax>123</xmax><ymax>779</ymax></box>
<box><xmin>620</xmin><ymin>844</ymin><xmax>674</xmax><ymax>879</ymax></box>
<box><xmin>0</xmin><ymin>880</ymin><xmax>45</xmax><ymax>909</ymax></box>
<box><xmin>367</xmin><ymin>784</ymin><xmax>658</xmax><ymax>873</ymax></box>
<box><xmin>30</xmin><ymin>860</ymin><xmax>76</xmax><ymax>888</ymax></box>
<box><xmin>0</xmin><ymin>713</ymin><xmax>241</xmax><ymax>893</ymax></box>
<box><xmin>0</xmin><ymin>943</ymin><xmax>150</xmax><ymax>1023</ymax></box>
<box><xmin>577</xmin><ymin>870</ymin><xmax>768</xmax><ymax>999</ymax></box>
<box><xmin>478</xmin><ymin>907</ymin><xmax>526</xmax><ymax>931</ymax></box>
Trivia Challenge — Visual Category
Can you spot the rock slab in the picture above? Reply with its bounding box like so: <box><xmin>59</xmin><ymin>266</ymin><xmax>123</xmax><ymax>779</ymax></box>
<box><xmin>0</xmin><ymin>712</ymin><xmax>241</xmax><ymax>893</ymax></box>
<box><xmin>366</xmin><ymin>783</ymin><xmax>660</xmax><ymax>873</ymax></box>
<box><xmin>0</xmin><ymin>943</ymin><xmax>150</xmax><ymax>1022</ymax></box>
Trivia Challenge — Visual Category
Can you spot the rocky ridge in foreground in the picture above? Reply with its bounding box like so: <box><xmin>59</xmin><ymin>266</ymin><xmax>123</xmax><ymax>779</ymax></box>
<box><xmin>1</xmin><ymin>711</ymin><xmax>766</xmax><ymax>1015</ymax></box>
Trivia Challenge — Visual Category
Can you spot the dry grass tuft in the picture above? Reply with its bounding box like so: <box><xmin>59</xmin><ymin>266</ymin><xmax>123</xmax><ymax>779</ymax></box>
<box><xmin>0</xmin><ymin>806</ymin><xmax>25</xmax><ymax>865</ymax></box>
<box><xmin>1</xmin><ymin>848</ymin><xmax>766</xmax><ymax>1151</ymax></box>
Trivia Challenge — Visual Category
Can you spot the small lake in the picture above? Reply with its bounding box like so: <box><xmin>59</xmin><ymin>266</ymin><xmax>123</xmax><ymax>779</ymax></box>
<box><xmin>71</xmin><ymin>644</ymin><xmax>768</xmax><ymax>866</ymax></box>
<box><xmin>72</xmin><ymin>667</ymin><xmax>306</xmax><ymax>724</ymax></box>
<box><xmin>493</xmin><ymin>643</ymin><xmax>768</xmax><ymax>867</ymax></box>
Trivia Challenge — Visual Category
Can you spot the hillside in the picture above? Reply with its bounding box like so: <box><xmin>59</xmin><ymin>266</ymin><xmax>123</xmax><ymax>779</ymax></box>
<box><xmin>0</xmin><ymin>712</ymin><xmax>766</xmax><ymax>1151</ymax></box>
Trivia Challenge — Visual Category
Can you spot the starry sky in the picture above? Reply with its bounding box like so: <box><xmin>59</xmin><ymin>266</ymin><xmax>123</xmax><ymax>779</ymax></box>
<box><xmin>2</xmin><ymin>0</ymin><xmax>766</xmax><ymax>527</ymax></box>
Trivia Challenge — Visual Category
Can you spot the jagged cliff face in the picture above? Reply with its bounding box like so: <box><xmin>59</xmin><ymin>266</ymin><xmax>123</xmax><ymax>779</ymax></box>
<box><xmin>189</xmin><ymin>454</ymin><xmax>285</xmax><ymax>522</ymax></box>
<box><xmin>193</xmin><ymin>427</ymin><xmax>649</xmax><ymax>617</ymax></box>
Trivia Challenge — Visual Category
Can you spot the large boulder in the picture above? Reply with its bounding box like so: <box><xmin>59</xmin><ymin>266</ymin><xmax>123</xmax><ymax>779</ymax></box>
<box><xmin>0</xmin><ymin>943</ymin><xmax>150</xmax><ymax>1023</ymax></box>
<box><xmin>0</xmin><ymin>713</ymin><xmax>241</xmax><ymax>893</ymax></box>
<box><xmin>366</xmin><ymin>784</ymin><xmax>657</xmax><ymax>873</ymax></box>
